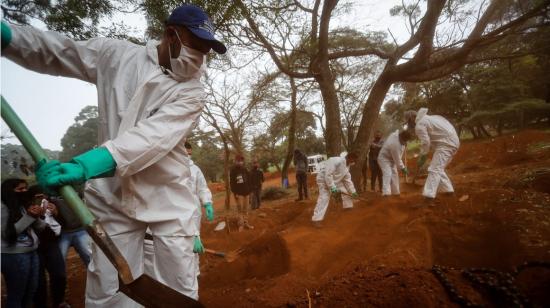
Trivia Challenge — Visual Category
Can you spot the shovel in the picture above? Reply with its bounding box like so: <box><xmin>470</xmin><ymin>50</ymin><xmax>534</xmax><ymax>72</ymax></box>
<box><xmin>1</xmin><ymin>96</ymin><xmax>203</xmax><ymax>307</ymax></box>
<box><xmin>340</xmin><ymin>192</ymin><xmax>370</xmax><ymax>203</ymax></box>
<box><xmin>204</xmin><ymin>248</ymin><xmax>243</xmax><ymax>262</ymax></box>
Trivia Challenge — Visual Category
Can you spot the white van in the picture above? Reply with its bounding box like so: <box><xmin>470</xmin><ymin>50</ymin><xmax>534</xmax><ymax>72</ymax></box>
<box><xmin>307</xmin><ymin>154</ymin><xmax>327</xmax><ymax>174</ymax></box>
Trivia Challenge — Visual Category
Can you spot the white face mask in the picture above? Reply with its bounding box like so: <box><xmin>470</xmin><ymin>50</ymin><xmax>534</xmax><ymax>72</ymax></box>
<box><xmin>167</xmin><ymin>31</ymin><xmax>205</xmax><ymax>81</ymax></box>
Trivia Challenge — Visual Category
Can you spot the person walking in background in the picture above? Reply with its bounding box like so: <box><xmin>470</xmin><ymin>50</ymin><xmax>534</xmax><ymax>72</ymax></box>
<box><xmin>249</xmin><ymin>160</ymin><xmax>264</xmax><ymax>210</ymax></box>
<box><xmin>230</xmin><ymin>155</ymin><xmax>253</xmax><ymax>231</ymax></box>
<box><xmin>377</xmin><ymin>130</ymin><xmax>411</xmax><ymax>197</ymax></box>
<box><xmin>293</xmin><ymin>149</ymin><xmax>309</xmax><ymax>201</ymax></box>
<box><xmin>1</xmin><ymin>179</ymin><xmax>45</xmax><ymax>308</ymax></box>
<box><xmin>369</xmin><ymin>131</ymin><xmax>384</xmax><ymax>192</ymax></box>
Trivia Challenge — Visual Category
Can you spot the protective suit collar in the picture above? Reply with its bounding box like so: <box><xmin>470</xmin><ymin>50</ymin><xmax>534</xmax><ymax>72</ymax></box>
<box><xmin>416</xmin><ymin>108</ymin><xmax>428</xmax><ymax>124</ymax></box>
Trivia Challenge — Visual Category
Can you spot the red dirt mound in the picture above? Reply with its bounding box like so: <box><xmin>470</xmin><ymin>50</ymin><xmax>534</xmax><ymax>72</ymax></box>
<box><xmin>451</xmin><ymin>130</ymin><xmax>550</xmax><ymax>172</ymax></box>
<box><xmin>201</xmin><ymin>233</ymin><xmax>290</xmax><ymax>288</ymax></box>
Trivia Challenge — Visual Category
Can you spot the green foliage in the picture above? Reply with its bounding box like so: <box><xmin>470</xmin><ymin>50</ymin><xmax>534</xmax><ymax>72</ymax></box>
<box><xmin>187</xmin><ymin>130</ymin><xmax>225</xmax><ymax>182</ymax></box>
<box><xmin>59</xmin><ymin>106</ymin><xmax>99</xmax><ymax>161</ymax></box>
<box><xmin>1</xmin><ymin>143</ymin><xmax>58</xmax><ymax>182</ymax></box>
<box><xmin>2</xmin><ymin>0</ymin><xmax>115</xmax><ymax>39</ymax></box>
<box><xmin>390</xmin><ymin>43</ymin><xmax>550</xmax><ymax>135</ymax></box>
<box><xmin>141</xmin><ymin>0</ymin><xmax>240</xmax><ymax>39</ymax></box>
<box><xmin>461</xmin><ymin>99</ymin><xmax>550</xmax><ymax>127</ymax></box>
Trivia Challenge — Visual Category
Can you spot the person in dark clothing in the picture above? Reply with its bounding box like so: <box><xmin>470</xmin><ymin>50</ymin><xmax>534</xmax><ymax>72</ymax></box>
<box><xmin>293</xmin><ymin>149</ymin><xmax>309</xmax><ymax>201</ymax></box>
<box><xmin>27</xmin><ymin>185</ymin><xmax>70</xmax><ymax>308</ymax></box>
<box><xmin>369</xmin><ymin>131</ymin><xmax>384</xmax><ymax>192</ymax></box>
<box><xmin>249</xmin><ymin>160</ymin><xmax>264</xmax><ymax>210</ymax></box>
<box><xmin>229</xmin><ymin>155</ymin><xmax>252</xmax><ymax>231</ymax></box>
<box><xmin>1</xmin><ymin>178</ymin><xmax>44</xmax><ymax>308</ymax></box>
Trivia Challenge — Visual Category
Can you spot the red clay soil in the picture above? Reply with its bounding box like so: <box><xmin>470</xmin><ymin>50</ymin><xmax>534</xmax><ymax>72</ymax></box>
<box><xmin>54</xmin><ymin>130</ymin><xmax>550</xmax><ymax>307</ymax></box>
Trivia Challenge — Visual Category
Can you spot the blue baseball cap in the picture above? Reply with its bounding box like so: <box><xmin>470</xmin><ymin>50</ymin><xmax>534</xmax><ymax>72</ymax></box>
<box><xmin>166</xmin><ymin>4</ymin><xmax>227</xmax><ymax>54</ymax></box>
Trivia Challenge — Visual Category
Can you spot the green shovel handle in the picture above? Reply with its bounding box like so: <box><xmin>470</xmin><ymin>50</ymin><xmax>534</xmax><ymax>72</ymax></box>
<box><xmin>1</xmin><ymin>96</ymin><xmax>94</xmax><ymax>226</ymax></box>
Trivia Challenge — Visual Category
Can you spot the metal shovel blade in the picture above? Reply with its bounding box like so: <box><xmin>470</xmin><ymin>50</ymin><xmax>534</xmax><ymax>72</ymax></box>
<box><xmin>85</xmin><ymin>204</ymin><xmax>202</xmax><ymax>307</ymax></box>
<box><xmin>119</xmin><ymin>275</ymin><xmax>204</xmax><ymax>308</ymax></box>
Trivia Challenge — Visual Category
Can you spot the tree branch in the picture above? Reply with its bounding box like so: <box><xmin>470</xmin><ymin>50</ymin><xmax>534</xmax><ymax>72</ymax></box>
<box><xmin>328</xmin><ymin>48</ymin><xmax>391</xmax><ymax>60</ymax></box>
<box><xmin>234</xmin><ymin>0</ymin><xmax>314</xmax><ymax>79</ymax></box>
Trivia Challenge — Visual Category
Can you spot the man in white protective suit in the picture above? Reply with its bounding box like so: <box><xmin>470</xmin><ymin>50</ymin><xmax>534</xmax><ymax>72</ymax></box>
<box><xmin>3</xmin><ymin>4</ymin><xmax>226</xmax><ymax>306</ymax></box>
<box><xmin>311</xmin><ymin>153</ymin><xmax>358</xmax><ymax>226</ymax></box>
<box><xmin>405</xmin><ymin>108</ymin><xmax>460</xmax><ymax>202</ymax></box>
<box><xmin>377</xmin><ymin>130</ymin><xmax>412</xmax><ymax>196</ymax></box>
<box><xmin>143</xmin><ymin>142</ymin><xmax>214</xmax><ymax>278</ymax></box>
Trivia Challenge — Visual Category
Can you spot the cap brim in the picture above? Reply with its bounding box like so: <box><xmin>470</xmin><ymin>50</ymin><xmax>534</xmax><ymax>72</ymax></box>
<box><xmin>187</xmin><ymin>26</ymin><xmax>227</xmax><ymax>54</ymax></box>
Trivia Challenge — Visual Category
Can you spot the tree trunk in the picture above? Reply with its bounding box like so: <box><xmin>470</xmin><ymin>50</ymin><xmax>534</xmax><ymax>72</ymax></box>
<box><xmin>315</xmin><ymin>70</ymin><xmax>342</xmax><ymax>157</ymax></box>
<box><xmin>222</xmin><ymin>141</ymin><xmax>231</xmax><ymax>210</ymax></box>
<box><xmin>350</xmin><ymin>72</ymin><xmax>393</xmax><ymax>191</ymax></box>
<box><xmin>281</xmin><ymin>77</ymin><xmax>298</xmax><ymax>186</ymax></box>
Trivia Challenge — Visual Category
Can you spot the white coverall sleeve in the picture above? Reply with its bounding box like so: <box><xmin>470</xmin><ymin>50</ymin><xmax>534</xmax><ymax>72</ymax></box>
<box><xmin>3</xmin><ymin>25</ymin><xmax>104</xmax><ymax>83</ymax></box>
<box><xmin>196</xmin><ymin>169</ymin><xmax>212</xmax><ymax>204</ymax></box>
<box><xmin>324</xmin><ymin>159</ymin><xmax>337</xmax><ymax>188</ymax></box>
<box><xmin>104</xmin><ymin>94</ymin><xmax>205</xmax><ymax>177</ymax></box>
<box><xmin>415</xmin><ymin>122</ymin><xmax>431</xmax><ymax>155</ymax></box>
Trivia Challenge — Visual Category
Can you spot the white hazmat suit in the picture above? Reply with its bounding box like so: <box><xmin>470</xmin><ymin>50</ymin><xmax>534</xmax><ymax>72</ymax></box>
<box><xmin>4</xmin><ymin>25</ymin><xmax>205</xmax><ymax>306</ymax></box>
<box><xmin>377</xmin><ymin>130</ymin><xmax>406</xmax><ymax>196</ymax></box>
<box><xmin>414</xmin><ymin>108</ymin><xmax>460</xmax><ymax>198</ymax></box>
<box><xmin>144</xmin><ymin>159</ymin><xmax>212</xmax><ymax>277</ymax></box>
<box><xmin>312</xmin><ymin>157</ymin><xmax>356</xmax><ymax>222</ymax></box>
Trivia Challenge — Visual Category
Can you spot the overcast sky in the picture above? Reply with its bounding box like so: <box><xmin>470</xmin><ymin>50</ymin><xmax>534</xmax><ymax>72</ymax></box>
<box><xmin>1</xmin><ymin>1</ymin><xmax>407</xmax><ymax>151</ymax></box>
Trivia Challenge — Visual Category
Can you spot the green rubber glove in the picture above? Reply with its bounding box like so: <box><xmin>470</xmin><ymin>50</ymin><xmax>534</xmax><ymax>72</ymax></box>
<box><xmin>351</xmin><ymin>192</ymin><xmax>359</xmax><ymax>198</ymax></box>
<box><xmin>35</xmin><ymin>159</ymin><xmax>61</xmax><ymax>195</ymax></box>
<box><xmin>402</xmin><ymin>167</ymin><xmax>408</xmax><ymax>176</ymax></box>
<box><xmin>44</xmin><ymin>147</ymin><xmax>116</xmax><ymax>187</ymax></box>
<box><xmin>1</xmin><ymin>21</ymin><xmax>12</xmax><ymax>50</ymax></box>
<box><xmin>330</xmin><ymin>186</ymin><xmax>340</xmax><ymax>194</ymax></box>
<box><xmin>203</xmin><ymin>202</ymin><xmax>214</xmax><ymax>221</ymax></box>
<box><xmin>193</xmin><ymin>236</ymin><xmax>204</xmax><ymax>254</ymax></box>
<box><xmin>417</xmin><ymin>155</ymin><xmax>427</xmax><ymax>168</ymax></box>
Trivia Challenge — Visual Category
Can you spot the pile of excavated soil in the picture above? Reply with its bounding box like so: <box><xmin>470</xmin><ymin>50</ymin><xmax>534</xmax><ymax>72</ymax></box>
<box><xmin>201</xmin><ymin>233</ymin><xmax>290</xmax><ymax>288</ymax></box>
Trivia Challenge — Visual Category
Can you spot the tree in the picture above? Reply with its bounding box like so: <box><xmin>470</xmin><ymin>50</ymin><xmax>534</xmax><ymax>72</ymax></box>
<box><xmin>186</xmin><ymin>129</ymin><xmax>224</xmax><ymax>182</ymax></box>
<box><xmin>59</xmin><ymin>105</ymin><xmax>98</xmax><ymax>161</ymax></box>
<box><xmin>350</xmin><ymin>0</ymin><xmax>549</xmax><ymax>172</ymax></box>
<box><xmin>1</xmin><ymin>0</ymin><xmax>139</xmax><ymax>40</ymax></box>
<box><xmin>233</xmin><ymin>0</ymin><xmax>392</xmax><ymax>156</ymax></box>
